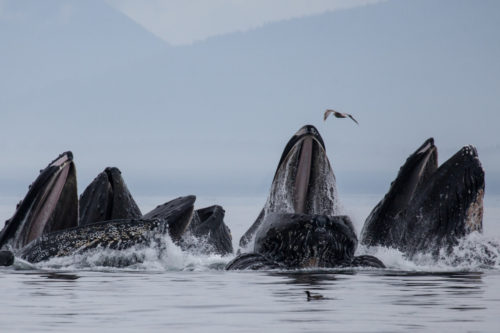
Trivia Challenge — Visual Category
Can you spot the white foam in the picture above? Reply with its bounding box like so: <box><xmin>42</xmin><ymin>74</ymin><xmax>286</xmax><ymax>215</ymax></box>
<box><xmin>11</xmin><ymin>231</ymin><xmax>500</xmax><ymax>273</ymax></box>
<box><xmin>30</xmin><ymin>233</ymin><xmax>232</xmax><ymax>272</ymax></box>
<box><xmin>356</xmin><ymin>232</ymin><xmax>500</xmax><ymax>272</ymax></box>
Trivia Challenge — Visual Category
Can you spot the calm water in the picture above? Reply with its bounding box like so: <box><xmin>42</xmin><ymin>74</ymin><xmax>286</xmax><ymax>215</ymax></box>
<box><xmin>1</xmin><ymin>194</ymin><xmax>500</xmax><ymax>332</ymax></box>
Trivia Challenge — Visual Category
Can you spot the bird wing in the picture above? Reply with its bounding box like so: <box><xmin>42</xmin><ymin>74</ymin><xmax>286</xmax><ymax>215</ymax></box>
<box><xmin>333</xmin><ymin>111</ymin><xmax>347</xmax><ymax>119</ymax></box>
<box><xmin>323</xmin><ymin>109</ymin><xmax>333</xmax><ymax>121</ymax></box>
<box><xmin>325</xmin><ymin>109</ymin><xmax>359</xmax><ymax>125</ymax></box>
<box><xmin>348</xmin><ymin>114</ymin><xmax>359</xmax><ymax>125</ymax></box>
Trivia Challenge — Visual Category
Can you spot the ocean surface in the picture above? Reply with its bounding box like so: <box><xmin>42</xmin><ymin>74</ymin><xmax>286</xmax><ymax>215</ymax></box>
<box><xmin>1</xmin><ymin>194</ymin><xmax>500</xmax><ymax>332</ymax></box>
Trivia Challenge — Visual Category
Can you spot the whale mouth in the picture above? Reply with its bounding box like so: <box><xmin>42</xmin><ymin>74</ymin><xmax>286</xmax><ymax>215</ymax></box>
<box><xmin>239</xmin><ymin>125</ymin><xmax>338</xmax><ymax>249</ymax></box>
<box><xmin>0</xmin><ymin>152</ymin><xmax>78</xmax><ymax>249</ymax></box>
<box><xmin>270</xmin><ymin>125</ymin><xmax>335</xmax><ymax>216</ymax></box>
<box><xmin>361</xmin><ymin>139</ymin><xmax>485</xmax><ymax>254</ymax></box>
<box><xmin>379</xmin><ymin>138</ymin><xmax>438</xmax><ymax>217</ymax></box>
<box><xmin>294</xmin><ymin>135</ymin><xmax>314</xmax><ymax>213</ymax></box>
<box><xmin>275</xmin><ymin>125</ymin><xmax>326</xmax><ymax>177</ymax></box>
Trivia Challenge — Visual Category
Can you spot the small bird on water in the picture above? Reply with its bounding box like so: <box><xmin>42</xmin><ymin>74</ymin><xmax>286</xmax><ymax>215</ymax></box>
<box><xmin>323</xmin><ymin>109</ymin><xmax>359</xmax><ymax>125</ymax></box>
<box><xmin>305</xmin><ymin>290</ymin><xmax>324</xmax><ymax>301</ymax></box>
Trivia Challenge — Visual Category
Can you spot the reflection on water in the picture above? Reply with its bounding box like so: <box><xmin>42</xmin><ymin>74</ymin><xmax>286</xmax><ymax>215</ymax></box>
<box><xmin>268</xmin><ymin>270</ymin><xmax>344</xmax><ymax>285</ymax></box>
<box><xmin>1</xmin><ymin>267</ymin><xmax>499</xmax><ymax>332</ymax></box>
<box><xmin>40</xmin><ymin>272</ymin><xmax>80</xmax><ymax>280</ymax></box>
<box><xmin>16</xmin><ymin>271</ymin><xmax>81</xmax><ymax>281</ymax></box>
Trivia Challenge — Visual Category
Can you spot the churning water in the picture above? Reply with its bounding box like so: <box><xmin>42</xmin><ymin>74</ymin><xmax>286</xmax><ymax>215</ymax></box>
<box><xmin>1</xmin><ymin>194</ymin><xmax>500</xmax><ymax>332</ymax></box>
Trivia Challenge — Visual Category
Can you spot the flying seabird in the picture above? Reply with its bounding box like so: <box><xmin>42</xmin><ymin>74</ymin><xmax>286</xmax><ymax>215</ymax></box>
<box><xmin>323</xmin><ymin>109</ymin><xmax>359</xmax><ymax>125</ymax></box>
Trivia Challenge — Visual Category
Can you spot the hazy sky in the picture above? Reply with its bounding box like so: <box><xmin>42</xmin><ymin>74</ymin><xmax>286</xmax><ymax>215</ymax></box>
<box><xmin>0</xmin><ymin>0</ymin><xmax>499</xmax><ymax>203</ymax></box>
<box><xmin>105</xmin><ymin>0</ymin><xmax>385</xmax><ymax>45</ymax></box>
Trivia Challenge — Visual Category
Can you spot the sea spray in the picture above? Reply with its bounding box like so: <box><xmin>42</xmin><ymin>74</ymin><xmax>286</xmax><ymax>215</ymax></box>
<box><xmin>357</xmin><ymin>232</ymin><xmax>500</xmax><ymax>272</ymax></box>
<box><xmin>31</xmin><ymin>232</ymin><xmax>231</xmax><ymax>271</ymax></box>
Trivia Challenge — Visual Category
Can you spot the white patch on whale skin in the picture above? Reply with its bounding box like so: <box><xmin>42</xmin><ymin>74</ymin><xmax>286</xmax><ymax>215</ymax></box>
<box><xmin>465</xmin><ymin>189</ymin><xmax>484</xmax><ymax>233</ymax></box>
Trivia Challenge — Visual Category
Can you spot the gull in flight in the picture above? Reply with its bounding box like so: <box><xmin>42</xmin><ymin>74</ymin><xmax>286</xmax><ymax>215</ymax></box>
<box><xmin>323</xmin><ymin>109</ymin><xmax>359</xmax><ymax>125</ymax></box>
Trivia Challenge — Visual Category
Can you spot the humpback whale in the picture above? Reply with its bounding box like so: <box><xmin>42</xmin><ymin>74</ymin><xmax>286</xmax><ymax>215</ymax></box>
<box><xmin>180</xmin><ymin>205</ymin><xmax>233</xmax><ymax>255</ymax></box>
<box><xmin>79</xmin><ymin>167</ymin><xmax>233</xmax><ymax>255</ymax></box>
<box><xmin>227</xmin><ymin>125</ymin><xmax>384</xmax><ymax>270</ymax></box>
<box><xmin>238</xmin><ymin>125</ymin><xmax>337</xmax><ymax>248</ymax></box>
<box><xmin>360</xmin><ymin>138</ymin><xmax>485</xmax><ymax>258</ymax></box>
<box><xmin>0</xmin><ymin>152</ymin><xmax>78</xmax><ymax>250</ymax></box>
<box><xmin>21</xmin><ymin>196</ymin><xmax>195</xmax><ymax>263</ymax></box>
<box><xmin>79</xmin><ymin>167</ymin><xmax>142</xmax><ymax>225</ymax></box>
<box><xmin>0</xmin><ymin>152</ymin><xmax>233</xmax><ymax>266</ymax></box>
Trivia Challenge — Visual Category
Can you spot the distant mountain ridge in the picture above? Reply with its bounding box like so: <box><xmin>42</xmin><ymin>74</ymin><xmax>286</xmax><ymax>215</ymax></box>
<box><xmin>0</xmin><ymin>0</ymin><xmax>499</xmax><ymax>198</ymax></box>
<box><xmin>0</xmin><ymin>0</ymin><xmax>169</xmax><ymax>99</ymax></box>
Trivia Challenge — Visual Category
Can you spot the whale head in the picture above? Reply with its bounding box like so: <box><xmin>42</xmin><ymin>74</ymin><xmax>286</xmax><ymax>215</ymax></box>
<box><xmin>0</xmin><ymin>152</ymin><xmax>78</xmax><ymax>250</ymax></box>
<box><xmin>239</xmin><ymin>125</ymin><xmax>340</xmax><ymax>251</ymax></box>
<box><xmin>361</xmin><ymin>139</ymin><xmax>485</xmax><ymax>256</ymax></box>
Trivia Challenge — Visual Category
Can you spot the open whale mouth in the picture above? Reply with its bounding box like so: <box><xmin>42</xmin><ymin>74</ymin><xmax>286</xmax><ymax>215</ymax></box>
<box><xmin>239</xmin><ymin>125</ymin><xmax>338</xmax><ymax>249</ymax></box>
<box><xmin>269</xmin><ymin>125</ymin><xmax>336</xmax><ymax>216</ymax></box>
<box><xmin>0</xmin><ymin>152</ymin><xmax>78</xmax><ymax>250</ymax></box>
<box><xmin>381</xmin><ymin>138</ymin><xmax>438</xmax><ymax>217</ymax></box>
<box><xmin>250</xmin><ymin>126</ymin><xmax>350</xmax><ymax>267</ymax></box>
<box><xmin>361</xmin><ymin>138</ymin><xmax>485</xmax><ymax>253</ymax></box>
<box><xmin>275</xmin><ymin>125</ymin><xmax>326</xmax><ymax>176</ymax></box>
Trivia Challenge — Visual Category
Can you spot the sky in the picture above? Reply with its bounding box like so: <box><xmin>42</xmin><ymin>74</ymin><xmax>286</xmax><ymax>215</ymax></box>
<box><xmin>105</xmin><ymin>0</ymin><xmax>384</xmax><ymax>45</ymax></box>
<box><xmin>0</xmin><ymin>0</ymin><xmax>499</xmax><ymax>205</ymax></box>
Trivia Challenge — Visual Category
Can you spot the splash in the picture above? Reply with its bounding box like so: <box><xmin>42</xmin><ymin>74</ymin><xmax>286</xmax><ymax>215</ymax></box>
<box><xmin>357</xmin><ymin>232</ymin><xmax>500</xmax><ymax>271</ymax></box>
<box><xmin>435</xmin><ymin>232</ymin><xmax>500</xmax><ymax>269</ymax></box>
<box><xmin>264</xmin><ymin>146</ymin><xmax>298</xmax><ymax>215</ymax></box>
<box><xmin>7</xmin><ymin>231</ymin><xmax>500</xmax><ymax>272</ymax></box>
<box><xmin>20</xmin><ymin>233</ymin><xmax>232</xmax><ymax>272</ymax></box>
